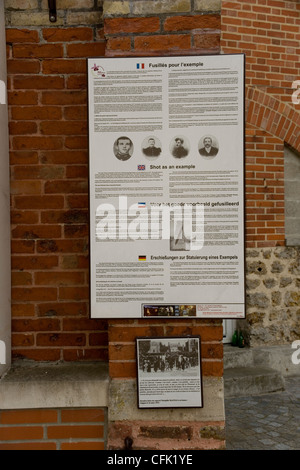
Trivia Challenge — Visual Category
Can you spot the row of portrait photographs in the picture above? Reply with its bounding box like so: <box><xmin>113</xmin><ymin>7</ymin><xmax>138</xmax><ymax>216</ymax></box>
<box><xmin>113</xmin><ymin>135</ymin><xmax>219</xmax><ymax>161</ymax></box>
<box><xmin>143</xmin><ymin>304</ymin><xmax>196</xmax><ymax>317</ymax></box>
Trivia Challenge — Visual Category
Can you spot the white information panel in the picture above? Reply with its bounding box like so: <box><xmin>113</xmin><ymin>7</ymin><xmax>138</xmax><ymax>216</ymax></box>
<box><xmin>88</xmin><ymin>54</ymin><xmax>245</xmax><ymax>319</ymax></box>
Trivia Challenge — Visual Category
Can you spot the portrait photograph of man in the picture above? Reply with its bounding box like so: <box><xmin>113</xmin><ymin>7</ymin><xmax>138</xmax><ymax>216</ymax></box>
<box><xmin>198</xmin><ymin>135</ymin><xmax>219</xmax><ymax>158</ymax></box>
<box><xmin>114</xmin><ymin>136</ymin><xmax>134</xmax><ymax>161</ymax></box>
<box><xmin>142</xmin><ymin>136</ymin><xmax>162</xmax><ymax>157</ymax></box>
<box><xmin>171</xmin><ymin>136</ymin><xmax>189</xmax><ymax>159</ymax></box>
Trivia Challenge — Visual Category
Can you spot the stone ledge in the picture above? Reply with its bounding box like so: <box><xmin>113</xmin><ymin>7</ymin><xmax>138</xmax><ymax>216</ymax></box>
<box><xmin>109</xmin><ymin>376</ymin><xmax>225</xmax><ymax>422</ymax></box>
<box><xmin>0</xmin><ymin>361</ymin><xmax>109</xmax><ymax>410</ymax></box>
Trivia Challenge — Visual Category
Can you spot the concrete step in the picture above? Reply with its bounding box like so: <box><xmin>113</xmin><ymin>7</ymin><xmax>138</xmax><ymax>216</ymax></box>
<box><xmin>224</xmin><ymin>366</ymin><xmax>285</xmax><ymax>398</ymax></box>
<box><xmin>223</xmin><ymin>345</ymin><xmax>253</xmax><ymax>370</ymax></box>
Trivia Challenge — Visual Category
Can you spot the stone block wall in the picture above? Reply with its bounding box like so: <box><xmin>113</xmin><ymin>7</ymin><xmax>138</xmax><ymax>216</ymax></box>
<box><xmin>244</xmin><ymin>247</ymin><xmax>300</xmax><ymax>346</ymax></box>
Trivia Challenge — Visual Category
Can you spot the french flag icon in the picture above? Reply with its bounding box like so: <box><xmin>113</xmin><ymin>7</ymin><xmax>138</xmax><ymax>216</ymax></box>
<box><xmin>136</xmin><ymin>63</ymin><xmax>145</xmax><ymax>69</ymax></box>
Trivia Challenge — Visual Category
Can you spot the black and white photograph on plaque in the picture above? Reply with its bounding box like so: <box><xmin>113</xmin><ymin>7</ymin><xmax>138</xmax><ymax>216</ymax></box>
<box><xmin>136</xmin><ymin>336</ymin><xmax>203</xmax><ymax>409</ymax></box>
<box><xmin>170</xmin><ymin>136</ymin><xmax>189</xmax><ymax>159</ymax></box>
<box><xmin>142</xmin><ymin>136</ymin><xmax>162</xmax><ymax>158</ymax></box>
<box><xmin>170</xmin><ymin>213</ymin><xmax>192</xmax><ymax>251</ymax></box>
<box><xmin>143</xmin><ymin>304</ymin><xmax>196</xmax><ymax>317</ymax></box>
<box><xmin>113</xmin><ymin>135</ymin><xmax>134</xmax><ymax>161</ymax></box>
<box><xmin>198</xmin><ymin>135</ymin><xmax>219</xmax><ymax>159</ymax></box>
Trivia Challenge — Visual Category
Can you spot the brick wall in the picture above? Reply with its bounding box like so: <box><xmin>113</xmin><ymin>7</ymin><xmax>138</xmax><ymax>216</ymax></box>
<box><xmin>6</xmin><ymin>1</ymin><xmax>107</xmax><ymax>362</ymax></box>
<box><xmin>221</xmin><ymin>0</ymin><xmax>300</xmax><ymax>248</ymax></box>
<box><xmin>104</xmin><ymin>0</ymin><xmax>221</xmax><ymax>56</ymax></box>
<box><xmin>0</xmin><ymin>408</ymin><xmax>106</xmax><ymax>450</ymax></box>
<box><xmin>6</xmin><ymin>0</ymin><xmax>225</xmax><ymax>369</ymax></box>
<box><xmin>108</xmin><ymin>319</ymin><xmax>223</xmax><ymax>379</ymax></box>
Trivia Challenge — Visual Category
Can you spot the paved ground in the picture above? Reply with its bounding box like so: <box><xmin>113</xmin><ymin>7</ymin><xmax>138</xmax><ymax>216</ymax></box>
<box><xmin>224</xmin><ymin>376</ymin><xmax>300</xmax><ymax>450</ymax></box>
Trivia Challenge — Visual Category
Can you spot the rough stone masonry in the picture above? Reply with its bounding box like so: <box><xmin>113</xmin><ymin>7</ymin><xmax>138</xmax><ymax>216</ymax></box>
<box><xmin>243</xmin><ymin>247</ymin><xmax>300</xmax><ymax>346</ymax></box>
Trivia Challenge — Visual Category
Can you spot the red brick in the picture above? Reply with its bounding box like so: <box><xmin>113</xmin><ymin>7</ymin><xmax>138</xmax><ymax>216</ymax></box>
<box><xmin>58</xmin><ymin>287</ymin><xmax>89</xmax><ymax>301</ymax></box>
<box><xmin>36</xmin><ymin>239</ymin><xmax>86</xmax><ymax>253</ymax></box>
<box><xmin>36</xmin><ymin>333</ymin><xmax>86</xmax><ymax>347</ymax></box>
<box><xmin>35</xmin><ymin>271</ymin><xmax>85</xmax><ymax>286</ymax></box>
<box><xmin>40</xmin><ymin>121</ymin><xmax>87</xmax><ymax>136</ymax></box>
<box><xmin>13</xmin><ymin>44</ymin><xmax>63</xmax><ymax>58</ymax></box>
<box><xmin>42</xmin><ymin>90</ymin><xmax>87</xmax><ymax>105</ymax></box>
<box><xmin>42</xmin><ymin>58</ymin><xmax>86</xmax><ymax>74</ymax></box>
<box><xmin>164</xmin><ymin>14</ymin><xmax>220</xmax><ymax>31</ymax></box>
<box><xmin>89</xmin><ymin>332</ymin><xmax>109</xmax><ymax>346</ymax></box>
<box><xmin>0</xmin><ymin>426</ymin><xmax>44</xmax><ymax>441</ymax></box>
<box><xmin>37</xmin><ymin>302</ymin><xmax>88</xmax><ymax>317</ymax></box>
<box><xmin>64</xmin><ymin>106</ymin><xmax>87</xmax><ymax>121</ymax></box>
<box><xmin>106</xmin><ymin>36</ymin><xmax>132</xmax><ymax>52</ymax></box>
<box><xmin>109</xmin><ymin>343</ymin><xmax>135</xmax><ymax>361</ymax></box>
<box><xmin>12</xmin><ymin>348</ymin><xmax>61</xmax><ymax>361</ymax></box>
<box><xmin>194</xmin><ymin>33</ymin><xmax>220</xmax><ymax>50</ymax></box>
<box><xmin>12</xmin><ymin>318</ymin><xmax>60</xmax><ymax>332</ymax></box>
<box><xmin>0</xmin><ymin>410</ymin><xmax>58</xmax><ymax>425</ymax></box>
<box><xmin>67</xmin><ymin>42</ymin><xmax>105</xmax><ymax>58</ymax></box>
<box><xmin>11</xmin><ymin>271</ymin><xmax>32</xmax><ymax>286</ymax></box>
<box><xmin>12</xmin><ymin>333</ymin><xmax>34</xmax><ymax>347</ymax></box>
<box><xmin>13</xmin><ymin>75</ymin><xmax>64</xmax><ymax>90</ymax></box>
<box><xmin>0</xmin><ymin>442</ymin><xmax>57</xmax><ymax>450</ymax></box>
<box><xmin>11</xmin><ymin>239</ymin><xmax>35</xmax><ymax>254</ymax></box>
<box><xmin>105</xmin><ymin>17</ymin><xmax>160</xmax><ymax>34</ymax></box>
<box><xmin>11</xmin><ymin>255</ymin><xmax>58</xmax><ymax>270</ymax></box>
<box><xmin>6</xmin><ymin>29</ymin><xmax>39</xmax><ymax>43</ymax></box>
<box><xmin>41</xmin><ymin>150</ymin><xmax>87</xmax><ymax>164</ymax></box>
<box><xmin>134</xmin><ymin>34</ymin><xmax>191</xmax><ymax>52</ymax></box>
<box><xmin>9</xmin><ymin>121</ymin><xmax>37</xmax><ymax>135</ymax></box>
<box><xmin>10</xmin><ymin>150</ymin><xmax>39</xmax><ymax>164</ymax></box>
<box><xmin>12</xmin><ymin>136</ymin><xmax>63</xmax><ymax>151</ymax></box>
<box><xmin>7</xmin><ymin>59</ymin><xmax>40</xmax><ymax>74</ymax></box>
<box><xmin>14</xmin><ymin>195</ymin><xmax>64</xmax><ymax>209</ymax></box>
<box><xmin>40</xmin><ymin>209</ymin><xmax>87</xmax><ymax>224</ymax></box>
<box><xmin>109</xmin><ymin>325</ymin><xmax>164</xmax><ymax>342</ymax></box>
<box><xmin>64</xmin><ymin>136</ymin><xmax>88</xmax><ymax>149</ymax></box>
<box><xmin>63</xmin><ymin>348</ymin><xmax>108</xmax><ymax>361</ymax></box>
<box><xmin>61</xmin><ymin>442</ymin><xmax>105</xmax><ymax>450</ymax></box>
<box><xmin>64</xmin><ymin>224</ymin><xmax>88</xmax><ymax>238</ymax></box>
<box><xmin>63</xmin><ymin>318</ymin><xmax>107</xmax><ymax>332</ymax></box>
<box><xmin>66</xmin><ymin>74</ymin><xmax>87</xmax><ymax>89</ymax></box>
<box><xmin>12</xmin><ymin>287</ymin><xmax>57</xmax><ymax>301</ymax></box>
<box><xmin>67</xmin><ymin>194</ymin><xmax>89</xmax><ymax>208</ymax></box>
<box><xmin>66</xmin><ymin>165</ymin><xmax>88</xmax><ymax>178</ymax></box>
<box><xmin>47</xmin><ymin>425</ymin><xmax>103</xmax><ymax>439</ymax></box>
<box><xmin>202</xmin><ymin>360</ymin><xmax>223</xmax><ymax>377</ymax></box>
<box><xmin>44</xmin><ymin>180</ymin><xmax>88</xmax><ymax>194</ymax></box>
<box><xmin>43</xmin><ymin>27</ymin><xmax>93</xmax><ymax>42</ymax></box>
<box><xmin>12</xmin><ymin>304</ymin><xmax>35</xmax><ymax>318</ymax></box>
<box><xmin>8</xmin><ymin>90</ymin><xmax>38</xmax><ymax>105</ymax></box>
<box><xmin>12</xmin><ymin>165</ymin><xmax>64</xmax><ymax>180</ymax></box>
<box><xmin>11</xmin><ymin>106</ymin><xmax>62</xmax><ymax>121</ymax></box>
<box><xmin>109</xmin><ymin>361</ymin><xmax>137</xmax><ymax>379</ymax></box>
<box><xmin>10</xmin><ymin>180</ymin><xmax>41</xmax><ymax>195</ymax></box>
<box><xmin>61</xmin><ymin>409</ymin><xmax>105</xmax><ymax>423</ymax></box>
